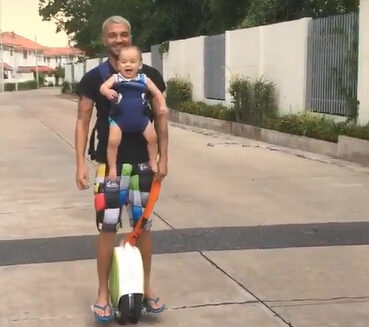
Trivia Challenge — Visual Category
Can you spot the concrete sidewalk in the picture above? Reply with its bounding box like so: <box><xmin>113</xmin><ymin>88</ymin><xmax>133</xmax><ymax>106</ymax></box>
<box><xmin>0</xmin><ymin>88</ymin><xmax>369</xmax><ymax>327</ymax></box>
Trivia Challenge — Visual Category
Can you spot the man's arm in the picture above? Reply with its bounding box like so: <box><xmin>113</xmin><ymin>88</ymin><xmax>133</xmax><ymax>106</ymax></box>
<box><xmin>75</xmin><ymin>96</ymin><xmax>94</xmax><ymax>166</ymax></box>
<box><xmin>147</xmin><ymin>68</ymin><xmax>168</xmax><ymax>162</ymax></box>
<box><xmin>153</xmin><ymin>103</ymin><xmax>169</xmax><ymax>161</ymax></box>
<box><xmin>146</xmin><ymin>77</ymin><xmax>167</xmax><ymax>110</ymax></box>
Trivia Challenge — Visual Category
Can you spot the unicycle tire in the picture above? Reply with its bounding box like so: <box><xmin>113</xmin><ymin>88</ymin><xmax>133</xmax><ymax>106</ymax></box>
<box><xmin>115</xmin><ymin>293</ymin><xmax>143</xmax><ymax>325</ymax></box>
<box><xmin>128</xmin><ymin>293</ymin><xmax>143</xmax><ymax>324</ymax></box>
<box><xmin>116</xmin><ymin>295</ymin><xmax>129</xmax><ymax>325</ymax></box>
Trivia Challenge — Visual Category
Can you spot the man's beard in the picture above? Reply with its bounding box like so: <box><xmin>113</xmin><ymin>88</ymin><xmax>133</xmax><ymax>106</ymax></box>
<box><xmin>108</xmin><ymin>42</ymin><xmax>129</xmax><ymax>59</ymax></box>
<box><xmin>108</xmin><ymin>47</ymin><xmax>120</xmax><ymax>60</ymax></box>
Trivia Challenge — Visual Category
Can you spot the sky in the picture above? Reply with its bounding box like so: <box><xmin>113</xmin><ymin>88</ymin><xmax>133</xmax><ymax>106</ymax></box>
<box><xmin>0</xmin><ymin>0</ymin><xmax>69</xmax><ymax>47</ymax></box>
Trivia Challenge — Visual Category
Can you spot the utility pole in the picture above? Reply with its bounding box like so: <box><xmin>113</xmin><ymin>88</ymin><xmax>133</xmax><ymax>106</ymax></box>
<box><xmin>0</xmin><ymin>0</ymin><xmax>4</xmax><ymax>93</ymax></box>
<box><xmin>35</xmin><ymin>35</ymin><xmax>39</xmax><ymax>89</ymax></box>
<box><xmin>14</xmin><ymin>45</ymin><xmax>17</xmax><ymax>91</ymax></box>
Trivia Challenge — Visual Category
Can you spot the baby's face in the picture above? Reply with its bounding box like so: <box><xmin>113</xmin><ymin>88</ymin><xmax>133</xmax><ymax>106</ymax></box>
<box><xmin>118</xmin><ymin>48</ymin><xmax>141</xmax><ymax>78</ymax></box>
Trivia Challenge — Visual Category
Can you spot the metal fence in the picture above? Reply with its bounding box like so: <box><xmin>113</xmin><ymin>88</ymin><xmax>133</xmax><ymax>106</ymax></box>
<box><xmin>151</xmin><ymin>44</ymin><xmax>163</xmax><ymax>76</ymax></box>
<box><xmin>306</xmin><ymin>12</ymin><xmax>358</xmax><ymax>116</ymax></box>
<box><xmin>204</xmin><ymin>34</ymin><xmax>226</xmax><ymax>100</ymax></box>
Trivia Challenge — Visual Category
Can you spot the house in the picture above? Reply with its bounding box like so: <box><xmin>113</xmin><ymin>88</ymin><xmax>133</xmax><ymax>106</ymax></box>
<box><xmin>1</xmin><ymin>31</ymin><xmax>84</xmax><ymax>83</ymax></box>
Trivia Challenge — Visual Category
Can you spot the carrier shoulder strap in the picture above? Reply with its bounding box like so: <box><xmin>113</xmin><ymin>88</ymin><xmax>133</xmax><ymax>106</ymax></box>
<box><xmin>97</xmin><ymin>60</ymin><xmax>112</xmax><ymax>81</ymax></box>
<box><xmin>88</xmin><ymin>60</ymin><xmax>112</xmax><ymax>161</ymax></box>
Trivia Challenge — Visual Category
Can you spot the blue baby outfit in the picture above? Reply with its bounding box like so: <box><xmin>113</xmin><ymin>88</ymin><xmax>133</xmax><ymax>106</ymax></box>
<box><xmin>109</xmin><ymin>73</ymin><xmax>149</xmax><ymax>133</ymax></box>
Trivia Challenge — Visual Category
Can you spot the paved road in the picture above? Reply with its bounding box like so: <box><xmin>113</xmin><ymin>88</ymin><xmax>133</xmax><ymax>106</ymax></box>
<box><xmin>1</xmin><ymin>88</ymin><xmax>369</xmax><ymax>326</ymax></box>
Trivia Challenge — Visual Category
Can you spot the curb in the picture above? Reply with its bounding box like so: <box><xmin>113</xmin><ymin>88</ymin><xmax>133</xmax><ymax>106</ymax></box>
<box><xmin>168</xmin><ymin>110</ymin><xmax>369</xmax><ymax>169</ymax></box>
<box><xmin>57</xmin><ymin>93</ymin><xmax>369</xmax><ymax>172</ymax></box>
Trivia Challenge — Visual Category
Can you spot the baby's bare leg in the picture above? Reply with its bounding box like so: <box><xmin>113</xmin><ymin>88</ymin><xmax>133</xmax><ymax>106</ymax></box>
<box><xmin>107</xmin><ymin>122</ymin><xmax>122</xmax><ymax>178</ymax></box>
<box><xmin>142</xmin><ymin>122</ymin><xmax>158</xmax><ymax>173</ymax></box>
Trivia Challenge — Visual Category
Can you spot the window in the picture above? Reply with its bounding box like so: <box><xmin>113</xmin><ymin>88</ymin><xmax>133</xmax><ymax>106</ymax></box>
<box><xmin>23</xmin><ymin>51</ymin><xmax>27</xmax><ymax>59</ymax></box>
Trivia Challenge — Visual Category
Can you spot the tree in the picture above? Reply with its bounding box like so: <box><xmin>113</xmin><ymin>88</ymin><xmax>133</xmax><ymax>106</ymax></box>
<box><xmin>39</xmin><ymin>0</ymin><xmax>96</xmax><ymax>55</ymax></box>
<box><xmin>38</xmin><ymin>0</ymin><xmax>359</xmax><ymax>57</ymax></box>
<box><xmin>238</xmin><ymin>0</ymin><xmax>359</xmax><ymax>28</ymax></box>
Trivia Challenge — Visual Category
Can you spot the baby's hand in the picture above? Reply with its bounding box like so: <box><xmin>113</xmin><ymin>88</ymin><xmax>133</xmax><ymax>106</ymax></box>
<box><xmin>104</xmin><ymin>90</ymin><xmax>118</xmax><ymax>100</ymax></box>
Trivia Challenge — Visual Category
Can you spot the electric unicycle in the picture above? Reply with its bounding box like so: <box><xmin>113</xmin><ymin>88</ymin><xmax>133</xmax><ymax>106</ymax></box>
<box><xmin>108</xmin><ymin>180</ymin><xmax>161</xmax><ymax>325</ymax></box>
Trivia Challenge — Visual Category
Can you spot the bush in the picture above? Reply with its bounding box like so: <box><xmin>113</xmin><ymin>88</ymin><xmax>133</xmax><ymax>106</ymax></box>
<box><xmin>339</xmin><ymin>122</ymin><xmax>369</xmax><ymax>141</ymax></box>
<box><xmin>166</xmin><ymin>74</ymin><xmax>369</xmax><ymax>143</ymax></box>
<box><xmin>61</xmin><ymin>81</ymin><xmax>71</xmax><ymax>94</ymax></box>
<box><xmin>4</xmin><ymin>80</ymin><xmax>38</xmax><ymax>91</ymax></box>
<box><xmin>228</xmin><ymin>75</ymin><xmax>277</xmax><ymax>125</ymax></box>
<box><xmin>166</xmin><ymin>77</ymin><xmax>192</xmax><ymax>109</ymax></box>
<box><xmin>61</xmin><ymin>81</ymin><xmax>78</xmax><ymax>94</ymax></box>
<box><xmin>179</xmin><ymin>101</ymin><xmax>230</xmax><ymax>119</ymax></box>
<box><xmin>262</xmin><ymin>113</ymin><xmax>345</xmax><ymax>142</ymax></box>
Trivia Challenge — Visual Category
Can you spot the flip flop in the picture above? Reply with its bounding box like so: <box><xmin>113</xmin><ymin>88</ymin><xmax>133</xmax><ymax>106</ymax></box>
<box><xmin>91</xmin><ymin>303</ymin><xmax>115</xmax><ymax>322</ymax></box>
<box><xmin>142</xmin><ymin>297</ymin><xmax>166</xmax><ymax>314</ymax></box>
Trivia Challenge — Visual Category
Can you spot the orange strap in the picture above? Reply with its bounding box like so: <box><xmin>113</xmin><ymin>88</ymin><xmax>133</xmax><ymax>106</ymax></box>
<box><xmin>124</xmin><ymin>179</ymin><xmax>161</xmax><ymax>245</ymax></box>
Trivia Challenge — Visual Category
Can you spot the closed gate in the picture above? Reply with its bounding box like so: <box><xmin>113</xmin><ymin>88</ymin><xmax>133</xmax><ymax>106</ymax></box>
<box><xmin>204</xmin><ymin>34</ymin><xmax>226</xmax><ymax>100</ymax></box>
<box><xmin>151</xmin><ymin>44</ymin><xmax>163</xmax><ymax>76</ymax></box>
<box><xmin>306</xmin><ymin>13</ymin><xmax>358</xmax><ymax>116</ymax></box>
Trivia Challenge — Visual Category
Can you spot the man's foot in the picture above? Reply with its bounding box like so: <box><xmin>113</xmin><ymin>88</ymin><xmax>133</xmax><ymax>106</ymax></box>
<box><xmin>149</xmin><ymin>160</ymin><xmax>158</xmax><ymax>174</ymax></box>
<box><xmin>142</xmin><ymin>294</ymin><xmax>166</xmax><ymax>314</ymax></box>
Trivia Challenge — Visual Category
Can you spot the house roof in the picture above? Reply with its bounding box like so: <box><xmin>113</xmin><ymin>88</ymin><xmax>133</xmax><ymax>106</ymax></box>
<box><xmin>17</xmin><ymin>65</ymin><xmax>55</xmax><ymax>73</ymax></box>
<box><xmin>1</xmin><ymin>62</ymin><xmax>13</xmax><ymax>70</ymax></box>
<box><xmin>1</xmin><ymin>32</ymin><xmax>44</xmax><ymax>51</ymax></box>
<box><xmin>43</xmin><ymin>47</ymin><xmax>83</xmax><ymax>57</ymax></box>
<box><xmin>1</xmin><ymin>31</ymin><xmax>84</xmax><ymax>56</ymax></box>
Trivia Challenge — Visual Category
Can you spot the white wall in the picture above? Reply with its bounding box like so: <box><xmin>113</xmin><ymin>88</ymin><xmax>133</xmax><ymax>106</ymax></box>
<box><xmin>225</xmin><ymin>18</ymin><xmax>311</xmax><ymax>114</ymax></box>
<box><xmin>163</xmin><ymin>36</ymin><xmax>205</xmax><ymax>101</ymax></box>
<box><xmin>65</xmin><ymin>18</ymin><xmax>310</xmax><ymax>115</ymax></box>
<box><xmin>64</xmin><ymin>15</ymin><xmax>368</xmax><ymax>124</ymax></box>
<box><xmin>225</xmin><ymin>26</ymin><xmax>261</xmax><ymax>105</ymax></box>
<box><xmin>2</xmin><ymin>48</ymin><xmax>80</xmax><ymax>71</ymax></box>
<box><xmin>4</xmin><ymin>72</ymin><xmax>33</xmax><ymax>83</ymax></box>
<box><xmin>357</xmin><ymin>0</ymin><xmax>369</xmax><ymax>125</ymax></box>
<box><xmin>65</xmin><ymin>52</ymin><xmax>152</xmax><ymax>83</ymax></box>
<box><xmin>2</xmin><ymin>49</ymin><xmax>38</xmax><ymax>68</ymax></box>
<box><xmin>142</xmin><ymin>52</ymin><xmax>151</xmax><ymax>66</ymax></box>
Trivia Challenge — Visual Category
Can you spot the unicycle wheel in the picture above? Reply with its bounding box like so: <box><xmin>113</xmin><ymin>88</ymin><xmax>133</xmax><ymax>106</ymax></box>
<box><xmin>115</xmin><ymin>293</ymin><xmax>143</xmax><ymax>325</ymax></box>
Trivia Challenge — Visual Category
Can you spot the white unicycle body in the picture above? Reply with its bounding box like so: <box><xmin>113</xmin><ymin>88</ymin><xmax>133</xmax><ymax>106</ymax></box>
<box><xmin>109</xmin><ymin>243</ymin><xmax>144</xmax><ymax>325</ymax></box>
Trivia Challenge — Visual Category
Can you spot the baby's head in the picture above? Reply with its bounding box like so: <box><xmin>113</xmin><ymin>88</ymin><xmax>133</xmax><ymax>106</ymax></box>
<box><xmin>117</xmin><ymin>45</ymin><xmax>142</xmax><ymax>78</ymax></box>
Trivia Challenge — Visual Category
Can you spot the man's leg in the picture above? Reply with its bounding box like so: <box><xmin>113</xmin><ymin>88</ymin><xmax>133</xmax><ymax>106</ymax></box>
<box><xmin>93</xmin><ymin>163</ymin><xmax>129</xmax><ymax>318</ymax></box>
<box><xmin>127</xmin><ymin>163</ymin><xmax>165</xmax><ymax>313</ymax></box>
<box><xmin>95</xmin><ymin>231</ymin><xmax>116</xmax><ymax>317</ymax></box>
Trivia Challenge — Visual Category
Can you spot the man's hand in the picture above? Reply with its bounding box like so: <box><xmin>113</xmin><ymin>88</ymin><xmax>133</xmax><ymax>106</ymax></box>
<box><xmin>156</xmin><ymin>157</ymin><xmax>168</xmax><ymax>181</ymax></box>
<box><xmin>75</xmin><ymin>95</ymin><xmax>93</xmax><ymax>189</ymax></box>
<box><xmin>76</xmin><ymin>162</ymin><xmax>90</xmax><ymax>189</ymax></box>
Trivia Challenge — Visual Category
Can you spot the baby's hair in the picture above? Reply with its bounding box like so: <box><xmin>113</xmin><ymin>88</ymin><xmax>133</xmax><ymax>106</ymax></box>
<box><xmin>119</xmin><ymin>45</ymin><xmax>142</xmax><ymax>61</ymax></box>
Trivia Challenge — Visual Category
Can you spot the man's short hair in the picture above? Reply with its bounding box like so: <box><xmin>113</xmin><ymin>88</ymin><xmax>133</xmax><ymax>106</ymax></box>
<box><xmin>102</xmin><ymin>16</ymin><xmax>131</xmax><ymax>35</ymax></box>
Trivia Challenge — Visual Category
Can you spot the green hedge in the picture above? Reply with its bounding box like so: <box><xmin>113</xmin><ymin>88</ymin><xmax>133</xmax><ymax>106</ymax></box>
<box><xmin>166</xmin><ymin>77</ymin><xmax>192</xmax><ymax>109</ymax></box>
<box><xmin>4</xmin><ymin>80</ymin><xmax>38</xmax><ymax>91</ymax></box>
<box><xmin>166</xmin><ymin>76</ymin><xmax>369</xmax><ymax>143</ymax></box>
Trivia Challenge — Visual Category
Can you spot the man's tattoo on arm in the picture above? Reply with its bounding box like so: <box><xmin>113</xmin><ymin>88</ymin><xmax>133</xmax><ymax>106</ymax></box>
<box><xmin>77</xmin><ymin>96</ymin><xmax>93</xmax><ymax>122</ymax></box>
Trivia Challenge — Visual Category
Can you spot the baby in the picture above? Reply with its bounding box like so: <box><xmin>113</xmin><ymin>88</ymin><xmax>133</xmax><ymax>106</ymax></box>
<box><xmin>100</xmin><ymin>45</ymin><xmax>168</xmax><ymax>179</ymax></box>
